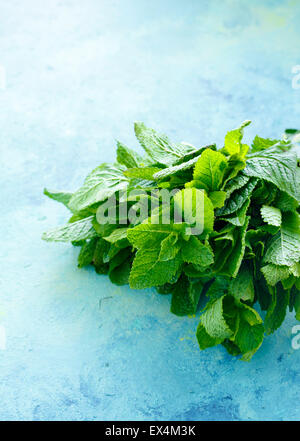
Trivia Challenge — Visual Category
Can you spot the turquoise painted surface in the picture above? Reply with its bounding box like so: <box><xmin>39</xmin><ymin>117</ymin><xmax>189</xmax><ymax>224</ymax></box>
<box><xmin>0</xmin><ymin>0</ymin><xmax>300</xmax><ymax>421</ymax></box>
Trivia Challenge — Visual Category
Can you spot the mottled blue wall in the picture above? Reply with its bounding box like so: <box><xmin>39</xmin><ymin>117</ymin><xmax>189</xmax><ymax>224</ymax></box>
<box><xmin>0</xmin><ymin>0</ymin><xmax>300</xmax><ymax>421</ymax></box>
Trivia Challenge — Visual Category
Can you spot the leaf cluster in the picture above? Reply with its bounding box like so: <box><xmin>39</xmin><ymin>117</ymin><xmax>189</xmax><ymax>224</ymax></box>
<box><xmin>43</xmin><ymin>123</ymin><xmax>300</xmax><ymax>360</ymax></box>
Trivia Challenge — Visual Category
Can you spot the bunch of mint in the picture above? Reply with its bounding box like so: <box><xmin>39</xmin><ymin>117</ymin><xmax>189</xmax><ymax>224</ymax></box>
<box><xmin>43</xmin><ymin>122</ymin><xmax>300</xmax><ymax>360</ymax></box>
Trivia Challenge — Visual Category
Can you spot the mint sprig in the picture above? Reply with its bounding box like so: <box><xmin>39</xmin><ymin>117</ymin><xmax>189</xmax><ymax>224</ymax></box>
<box><xmin>42</xmin><ymin>121</ymin><xmax>300</xmax><ymax>360</ymax></box>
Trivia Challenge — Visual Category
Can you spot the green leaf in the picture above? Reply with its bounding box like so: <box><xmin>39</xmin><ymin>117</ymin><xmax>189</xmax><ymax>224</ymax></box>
<box><xmin>173</xmin><ymin>188</ymin><xmax>214</xmax><ymax>235</ymax></box>
<box><xmin>129</xmin><ymin>244</ymin><xmax>181</xmax><ymax>289</ymax></box>
<box><xmin>159</xmin><ymin>233</ymin><xmax>180</xmax><ymax>261</ymax></box>
<box><xmin>153</xmin><ymin>155</ymin><xmax>200</xmax><ymax>180</ymax></box>
<box><xmin>197</xmin><ymin>323</ymin><xmax>223</xmax><ymax>350</ymax></box>
<box><xmin>222</xmin><ymin>120</ymin><xmax>251</xmax><ymax>156</ymax></box>
<box><xmin>265</xmin><ymin>285</ymin><xmax>289</xmax><ymax>335</ymax></box>
<box><xmin>222</xmin><ymin>153</ymin><xmax>247</xmax><ymax>186</ymax></box>
<box><xmin>108</xmin><ymin>248</ymin><xmax>132</xmax><ymax>285</ymax></box>
<box><xmin>222</xmin><ymin>340</ymin><xmax>242</xmax><ymax>356</ymax></box>
<box><xmin>78</xmin><ymin>238</ymin><xmax>98</xmax><ymax>268</ymax></box>
<box><xmin>181</xmin><ymin>236</ymin><xmax>214</xmax><ymax>267</ymax></box>
<box><xmin>44</xmin><ymin>188</ymin><xmax>73</xmax><ymax>209</ymax></box>
<box><xmin>291</xmin><ymin>262</ymin><xmax>300</xmax><ymax>277</ymax></box>
<box><xmin>200</xmin><ymin>296</ymin><xmax>233</xmax><ymax>340</ymax></box>
<box><xmin>221</xmin><ymin>198</ymin><xmax>250</xmax><ymax>227</ymax></box>
<box><xmin>103</xmin><ymin>228</ymin><xmax>128</xmax><ymax>243</ymax></box>
<box><xmin>228</xmin><ymin>264</ymin><xmax>254</xmax><ymax>302</ymax></box>
<box><xmin>223</xmin><ymin>174</ymin><xmax>250</xmax><ymax>197</ymax></box>
<box><xmin>235</xmin><ymin>320</ymin><xmax>264</xmax><ymax>360</ymax></box>
<box><xmin>171</xmin><ymin>276</ymin><xmax>202</xmax><ymax>316</ymax></box>
<box><xmin>127</xmin><ymin>223</ymin><xmax>175</xmax><ymax>250</ymax></box>
<box><xmin>244</xmin><ymin>150</ymin><xmax>300</xmax><ymax>202</ymax></box>
<box><xmin>209</xmin><ymin>191</ymin><xmax>227</xmax><ymax>209</ymax></box>
<box><xmin>42</xmin><ymin>216</ymin><xmax>97</xmax><ymax>242</ymax></box>
<box><xmin>183</xmin><ymin>264</ymin><xmax>208</xmax><ymax>278</ymax></box>
<box><xmin>93</xmin><ymin>238</ymin><xmax>110</xmax><ymax>273</ymax></box>
<box><xmin>254</xmin><ymin>276</ymin><xmax>272</xmax><ymax>311</ymax></box>
<box><xmin>134</xmin><ymin>122</ymin><xmax>191</xmax><ymax>166</ymax></box>
<box><xmin>261</xmin><ymin>264</ymin><xmax>291</xmax><ymax>286</ymax></box>
<box><xmin>281</xmin><ymin>275</ymin><xmax>296</xmax><ymax>290</ymax></box>
<box><xmin>260</xmin><ymin>205</ymin><xmax>282</xmax><ymax>227</ymax></box>
<box><xmin>69</xmin><ymin>164</ymin><xmax>128</xmax><ymax>212</ymax></box>
<box><xmin>214</xmin><ymin>217</ymin><xmax>249</xmax><ymax>278</ymax></box>
<box><xmin>109</xmin><ymin>247</ymin><xmax>131</xmax><ymax>272</ymax></box>
<box><xmin>240</xmin><ymin>304</ymin><xmax>262</xmax><ymax>326</ymax></box>
<box><xmin>116</xmin><ymin>141</ymin><xmax>143</xmax><ymax>168</ymax></box>
<box><xmin>109</xmin><ymin>260</ymin><xmax>131</xmax><ymax>285</ymax></box>
<box><xmin>252</xmin><ymin>181</ymin><xmax>277</xmax><ymax>206</ymax></box>
<box><xmin>264</xmin><ymin>211</ymin><xmax>300</xmax><ymax>266</ymax></box>
<box><xmin>284</xmin><ymin>128</ymin><xmax>300</xmax><ymax>136</ymax></box>
<box><xmin>274</xmin><ymin>191</ymin><xmax>299</xmax><ymax>212</ymax></box>
<box><xmin>192</xmin><ymin>149</ymin><xmax>228</xmax><ymax>192</ymax></box>
<box><xmin>206</xmin><ymin>277</ymin><xmax>229</xmax><ymax>300</ymax></box>
<box><xmin>129</xmin><ymin>248</ymin><xmax>182</xmax><ymax>289</ymax></box>
<box><xmin>92</xmin><ymin>217</ymin><xmax>116</xmax><ymax>238</ymax></box>
<box><xmin>251</xmin><ymin>136</ymin><xmax>279</xmax><ymax>153</ymax></box>
<box><xmin>173</xmin><ymin>144</ymin><xmax>216</xmax><ymax>165</ymax></box>
<box><xmin>219</xmin><ymin>299</ymin><xmax>264</xmax><ymax>360</ymax></box>
<box><xmin>294</xmin><ymin>290</ymin><xmax>300</xmax><ymax>321</ymax></box>
<box><xmin>124</xmin><ymin>166</ymin><xmax>163</xmax><ymax>180</ymax></box>
<box><xmin>217</xmin><ymin>178</ymin><xmax>257</xmax><ymax>216</ymax></box>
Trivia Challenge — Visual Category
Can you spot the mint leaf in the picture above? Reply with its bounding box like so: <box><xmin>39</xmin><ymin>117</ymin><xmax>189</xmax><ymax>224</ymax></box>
<box><xmin>197</xmin><ymin>323</ymin><xmax>222</xmax><ymax>350</ymax></box>
<box><xmin>209</xmin><ymin>191</ymin><xmax>227</xmax><ymax>209</ymax></box>
<box><xmin>293</xmin><ymin>289</ymin><xmax>300</xmax><ymax>321</ymax></box>
<box><xmin>217</xmin><ymin>178</ymin><xmax>257</xmax><ymax>216</ymax></box>
<box><xmin>108</xmin><ymin>247</ymin><xmax>131</xmax><ymax>271</ymax></box>
<box><xmin>42</xmin><ymin>216</ymin><xmax>97</xmax><ymax>242</ymax></box>
<box><xmin>214</xmin><ymin>217</ymin><xmax>249</xmax><ymax>277</ymax></box>
<box><xmin>103</xmin><ymin>228</ymin><xmax>128</xmax><ymax>243</ymax></box>
<box><xmin>116</xmin><ymin>141</ymin><xmax>143</xmax><ymax>168</ymax></box>
<box><xmin>127</xmin><ymin>223</ymin><xmax>175</xmax><ymax>250</ymax></box>
<box><xmin>129</xmin><ymin>248</ymin><xmax>182</xmax><ymax>289</ymax></box>
<box><xmin>244</xmin><ymin>150</ymin><xmax>300</xmax><ymax>202</ymax></box>
<box><xmin>265</xmin><ymin>285</ymin><xmax>289</xmax><ymax>335</ymax></box>
<box><xmin>69</xmin><ymin>164</ymin><xmax>128</xmax><ymax>212</ymax></box>
<box><xmin>44</xmin><ymin>188</ymin><xmax>73</xmax><ymax>209</ymax></box>
<box><xmin>173</xmin><ymin>188</ymin><xmax>214</xmax><ymax>234</ymax></box>
<box><xmin>228</xmin><ymin>264</ymin><xmax>254</xmax><ymax>302</ymax></box>
<box><xmin>171</xmin><ymin>276</ymin><xmax>202</xmax><ymax>316</ymax></box>
<box><xmin>291</xmin><ymin>262</ymin><xmax>300</xmax><ymax>278</ymax></box>
<box><xmin>261</xmin><ymin>264</ymin><xmax>291</xmax><ymax>286</ymax></box>
<box><xmin>260</xmin><ymin>205</ymin><xmax>282</xmax><ymax>227</ymax></box>
<box><xmin>192</xmin><ymin>149</ymin><xmax>228</xmax><ymax>192</ymax></box>
<box><xmin>235</xmin><ymin>319</ymin><xmax>264</xmax><ymax>359</ymax></box>
<box><xmin>109</xmin><ymin>260</ymin><xmax>131</xmax><ymax>285</ymax></box>
<box><xmin>159</xmin><ymin>233</ymin><xmax>180</xmax><ymax>261</ymax></box>
<box><xmin>153</xmin><ymin>155</ymin><xmax>200</xmax><ymax>180</ymax></box>
<box><xmin>124</xmin><ymin>166</ymin><xmax>163</xmax><ymax>180</ymax></box>
<box><xmin>93</xmin><ymin>238</ymin><xmax>110</xmax><ymax>274</ymax></box>
<box><xmin>223</xmin><ymin>174</ymin><xmax>250</xmax><ymax>197</ymax></box>
<box><xmin>222</xmin><ymin>120</ymin><xmax>251</xmax><ymax>156</ymax></box>
<box><xmin>200</xmin><ymin>296</ymin><xmax>233</xmax><ymax>340</ymax></box>
<box><xmin>206</xmin><ymin>277</ymin><xmax>229</xmax><ymax>301</ymax></box>
<box><xmin>181</xmin><ymin>236</ymin><xmax>214</xmax><ymax>267</ymax></box>
<box><xmin>264</xmin><ymin>211</ymin><xmax>300</xmax><ymax>266</ymax></box>
<box><xmin>274</xmin><ymin>191</ymin><xmax>299</xmax><ymax>212</ymax></box>
<box><xmin>134</xmin><ymin>122</ymin><xmax>191</xmax><ymax>166</ymax></box>
<box><xmin>251</xmin><ymin>136</ymin><xmax>279</xmax><ymax>153</ymax></box>
<box><xmin>78</xmin><ymin>238</ymin><xmax>98</xmax><ymax>268</ymax></box>
<box><xmin>221</xmin><ymin>198</ymin><xmax>250</xmax><ymax>227</ymax></box>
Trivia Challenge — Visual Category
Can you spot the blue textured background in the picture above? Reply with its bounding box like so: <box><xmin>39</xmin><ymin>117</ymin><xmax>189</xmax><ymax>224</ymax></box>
<box><xmin>1</xmin><ymin>0</ymin><xmax>300</xmax><ymax>421</ymax></box>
